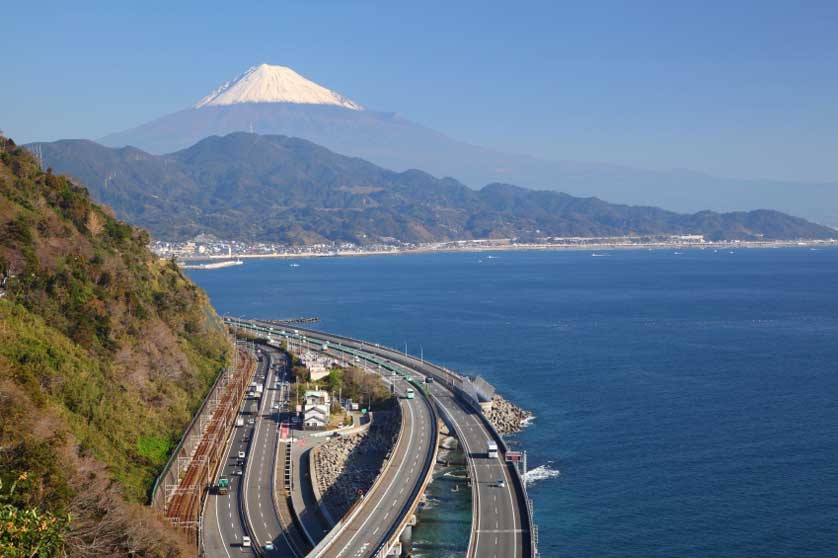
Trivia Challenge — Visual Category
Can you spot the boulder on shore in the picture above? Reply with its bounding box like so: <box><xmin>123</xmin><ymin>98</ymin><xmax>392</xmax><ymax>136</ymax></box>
<box><xmin>485</xmin><ymin>395</ymin><xmax>533</xmax><ymax>435</ymax></box>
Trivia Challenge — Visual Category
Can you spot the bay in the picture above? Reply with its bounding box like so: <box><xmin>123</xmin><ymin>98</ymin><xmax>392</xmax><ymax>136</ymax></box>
<box><xmin>189</xmin><ymin>247</ymin><xmax>838</xmax><ymax>557</ymax></box>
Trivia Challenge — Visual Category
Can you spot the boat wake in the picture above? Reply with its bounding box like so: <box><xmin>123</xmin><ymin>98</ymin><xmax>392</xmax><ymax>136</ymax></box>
<box><xmin>525</xmin><ymin>462</ymin><xmax>561</xmax><ymax>485</ymax></box>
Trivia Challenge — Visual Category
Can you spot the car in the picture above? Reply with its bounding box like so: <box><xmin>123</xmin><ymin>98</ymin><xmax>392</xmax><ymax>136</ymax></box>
<box><xmin>238</xmin><ymin>451</ymin><xmax>246</xmax><ymax>460</ymax></box>
<box><xmin>264</xmin><ymin>542</ymin><xmax>275</xmax><ymax>551</ymax></box>
<box><xmin>496</xmin><ymin>479</ymin><xmax>506</xmax><ymax>488</ymax></box>
<box><xmin>234</xmin><ymin>469</ymin><xmax>243</xmax><ymax>476</ymax></box>
<box><xmin>272</xmin><ymin>402</ymin><xmax>280</xmax><ymax>410</ymax></box>
<box><xmin>241</xmin><ymin>536</ymin><xmax>251</xmax><ymax>548</ymax></box>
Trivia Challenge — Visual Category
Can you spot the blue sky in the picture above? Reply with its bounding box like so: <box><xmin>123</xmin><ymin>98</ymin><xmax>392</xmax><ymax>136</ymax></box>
<box><xmin>2</xmin><ymin>0</ymin><xmax>837</xmax><ymax>181</ymax></box>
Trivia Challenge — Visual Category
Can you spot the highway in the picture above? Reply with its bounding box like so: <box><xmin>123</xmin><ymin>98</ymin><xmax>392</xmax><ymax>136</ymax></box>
<box><xmin>295</xmin><ymin>342</ymin><xmax>437</xmax><ymax>558</ymax></box>
<box><xmin>202</xmin><ymin>349</ymin><xmax>265</xmax><ymax>558</ymax></box>
<box><xmin>203</xmin><ymin>345</ymin><xmax>308</xmax><ymax>557</ymax></box>
<box><xmin>256</xmin><ymin>322</ymin><xmax>532</xmax><ymax>558</ymax></box>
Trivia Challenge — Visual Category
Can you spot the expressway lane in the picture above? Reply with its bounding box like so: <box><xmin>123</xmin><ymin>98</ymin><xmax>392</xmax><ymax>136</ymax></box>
<box><xmin>429</xmin><ymin>385</ymin><xmax>522</xmax><ymax>558</ymax></box>
<box><xmin>276</xmin><ymin>325</ymin><xmax>530</xmax><ymax>558</ymax></box>
<box><xmin>203</xmin><ymin>346</ymin><xmax>267</xmax><ymax>557</ymax></box>
<box><xmin>297</xmin><ymin>343</ymin><xmax>436</xmax><ymax>558</ymax></box>
<box><xmin>242</xmin><ymin>345</ymin><xmax>303</xmax><ymax>556</ymax></box>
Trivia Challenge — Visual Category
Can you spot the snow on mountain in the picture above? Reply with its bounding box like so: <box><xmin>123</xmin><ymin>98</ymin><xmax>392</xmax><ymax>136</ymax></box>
<box><xmin>194</xmin><ymin>64</ymin><xmax>363</xmax><ymax>110</ymax></box>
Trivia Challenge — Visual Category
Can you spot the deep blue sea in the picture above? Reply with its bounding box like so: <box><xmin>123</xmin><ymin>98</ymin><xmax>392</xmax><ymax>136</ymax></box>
<box><xmin>188</xmin><ymin>248</ymin><xmax>838</xmax><ymax>557</ymax></box>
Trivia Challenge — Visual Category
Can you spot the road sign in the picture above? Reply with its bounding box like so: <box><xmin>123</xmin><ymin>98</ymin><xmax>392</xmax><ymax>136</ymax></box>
<box><xmin>505</xmin><ymin>451</ymin><xmax>522</xmax><ymax>462</ymax></box>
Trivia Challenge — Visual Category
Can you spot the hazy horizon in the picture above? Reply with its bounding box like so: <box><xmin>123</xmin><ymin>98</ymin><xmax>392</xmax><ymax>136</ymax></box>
<box><xmin>3</xmin><ymin>1</ymin><xmax>838</xmax><ymax>184</ymax></box>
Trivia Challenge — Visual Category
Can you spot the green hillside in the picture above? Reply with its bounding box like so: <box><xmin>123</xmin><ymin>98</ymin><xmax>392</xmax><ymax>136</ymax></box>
<box><xmin>0</xmin><ymin>135</ymin><xmax>229</xmax><ymax>557</ymax></box>
<box><xmin>30</xmin><ymin>133</ymin><xmax>837</xmax><ymax>243</ymax></box>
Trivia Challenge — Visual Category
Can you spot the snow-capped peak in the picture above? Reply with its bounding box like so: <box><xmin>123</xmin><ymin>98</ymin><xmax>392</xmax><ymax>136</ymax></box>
<box><xmin>194</xmin><ymin>64</ymin><xmax>363</xmax><ymax>110</ymax></box>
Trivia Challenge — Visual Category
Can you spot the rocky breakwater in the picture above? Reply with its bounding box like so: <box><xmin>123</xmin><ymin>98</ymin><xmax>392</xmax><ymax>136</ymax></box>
<box><xmin>314</xmin><ymin>409</ymin><xmax>402</xmax><ymax>518</ymax></box>
<box><xmin>486</xmin><ymin>395</ymin><xmax>533</xmax><ymax>435</ymax></box>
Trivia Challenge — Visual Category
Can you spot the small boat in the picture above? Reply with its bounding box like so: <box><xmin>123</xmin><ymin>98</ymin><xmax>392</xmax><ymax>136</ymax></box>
<box><xmin>289</xmin><ymin>263</ymin><xmax>300</xmax><ymax>268</ymax></box>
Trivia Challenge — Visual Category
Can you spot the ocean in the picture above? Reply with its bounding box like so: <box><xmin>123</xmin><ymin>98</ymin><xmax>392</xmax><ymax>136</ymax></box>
<box><xmin>188</xmin><ymin>247</ymin><xmax>838</xmax><ymax>557</ymax></box>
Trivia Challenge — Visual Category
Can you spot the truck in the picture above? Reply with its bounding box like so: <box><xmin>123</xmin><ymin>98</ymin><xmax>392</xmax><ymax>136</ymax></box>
<box><xmin>235</xmin><ymin>416</ymin><xmax>245</xmax><ymax>427</ymax></box>
<box><xmin>487</xmin><ymin>441</ymin><xmax>498</xmax><ymax>459</ymax></box>
<box><xmin>256</xmin><ymin>383</ymin><xmax>264</xmax><ymax>394</ymax></box>
<box><xmin>217</xmin><ymin>478</ymin><xmax>230</xmax><ymax>495</ymax></box>
<box><xmin>406</xmin><ymin>388</ymin><xmax>415</xmax><ymax>400</ymax></box>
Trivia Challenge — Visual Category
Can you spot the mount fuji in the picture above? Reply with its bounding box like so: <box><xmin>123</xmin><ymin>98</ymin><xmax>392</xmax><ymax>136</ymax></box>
<box><xmin>193</xmin><ymin>64</ymin><xmax>363</xmax><ymax>110</ymax></box>
<box><xmin>99</xmin><ymin>64</ymin><xmax>838</xmax><ymax>226</ymax></box>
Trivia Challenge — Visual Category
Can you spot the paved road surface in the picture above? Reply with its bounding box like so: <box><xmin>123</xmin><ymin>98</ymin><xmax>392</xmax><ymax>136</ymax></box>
<box><xmin>288</xmin><ymin>327</ymin><xmax>528</xmax><ymax>558</ymax></box>
<box><xmin>242</xmin><ymin>346</ymin><xmax>304</xmax><ymax>556</ymax></box>
<box><xmin>202</xmin><ymin>349</ymin><xmax>267</xmax><ymax>557</ymax></box>
<box><xmin>203</xmin><ymin>347</ymin><xmax>306</xmax><ymax>557</ymax></box>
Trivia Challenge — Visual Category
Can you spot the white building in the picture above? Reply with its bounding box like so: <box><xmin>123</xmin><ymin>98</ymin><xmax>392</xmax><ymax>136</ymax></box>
<box><xmin>303</xmin><ymin>390</ymin><xmax>331</xmax><ymax>430</ymax></box>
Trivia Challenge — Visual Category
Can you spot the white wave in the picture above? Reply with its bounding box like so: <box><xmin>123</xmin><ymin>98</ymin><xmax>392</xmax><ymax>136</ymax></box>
<box><xmin>442</xmin><ymin>470</ymin><xmax>469</xmax><ymax>480</ymax></box>
<box><xmin>421</xmin><ymin>496</ymin><xmax>441</xmax><ymax>510</ymax></box>
<box><xmin>525</xmin><ymin>463</ymin><xmax>560</xmax><ymax>485</ymax></box>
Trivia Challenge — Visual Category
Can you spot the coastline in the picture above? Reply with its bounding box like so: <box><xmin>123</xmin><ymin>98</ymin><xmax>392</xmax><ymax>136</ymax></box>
<box><xmin>171</xmin><ymin>238</ymin><xmax>838</xmax><ymax>264</ymax></box>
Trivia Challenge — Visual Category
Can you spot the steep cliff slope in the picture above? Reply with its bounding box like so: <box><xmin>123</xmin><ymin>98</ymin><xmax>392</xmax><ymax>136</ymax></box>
<box><xmin>0</xmin><ymin>137</ymin><xmax>229</xmax><ymax>557</ymax></box>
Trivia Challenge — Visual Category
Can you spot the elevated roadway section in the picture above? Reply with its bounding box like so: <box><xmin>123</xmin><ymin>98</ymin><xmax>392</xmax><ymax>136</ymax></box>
<box><xmin>226</xmin><ymin>319</ymin><xmax>439</xmax><ymax>558</ymax></box>
<box><xmin>225</xmin><ymin>318</ymin><xmax>537</xmax><ymax>558</ymax></box>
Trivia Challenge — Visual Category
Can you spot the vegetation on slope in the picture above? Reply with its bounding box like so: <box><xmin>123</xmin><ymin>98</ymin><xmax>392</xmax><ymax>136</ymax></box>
<box><xmin>31</xmin><ymin>133</ymin><xmax>837</xmax><ymax>243</ymax></box>
<box><xmin>0</xmin><ymin>135</ymin><xmax>229</xmax><ymax>557</ymax></box>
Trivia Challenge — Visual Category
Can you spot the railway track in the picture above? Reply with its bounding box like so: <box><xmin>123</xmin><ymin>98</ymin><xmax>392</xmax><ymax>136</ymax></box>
<box><xmin>165</xmin><ymin>348</ymin><xmax>256</xmax><ymax>530</ymax></box>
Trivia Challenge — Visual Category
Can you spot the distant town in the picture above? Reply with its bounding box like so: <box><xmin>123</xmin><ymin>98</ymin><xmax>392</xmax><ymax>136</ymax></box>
<box><xmin>152</xmin><ymin>234</ymin><xmax>838</xmax><ymax>264</ymax></box>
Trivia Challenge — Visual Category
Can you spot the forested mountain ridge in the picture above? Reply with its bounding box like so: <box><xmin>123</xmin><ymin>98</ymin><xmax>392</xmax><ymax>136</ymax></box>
<box><xmin>31</xmin><ymin>133</ymin><xmax>836</xmax><ymax>244</ymax></box>
<box><xmin>0</xmin><ymin>136</ymin><xmax>229</xmax><ymax>557</ymax></box>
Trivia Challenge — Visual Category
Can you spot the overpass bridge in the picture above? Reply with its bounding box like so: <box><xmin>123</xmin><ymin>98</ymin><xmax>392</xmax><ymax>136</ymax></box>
<box><xmin>225</xmin><ymin>318</ymin><xmax>538</xmax><ymax>558</ymax></box>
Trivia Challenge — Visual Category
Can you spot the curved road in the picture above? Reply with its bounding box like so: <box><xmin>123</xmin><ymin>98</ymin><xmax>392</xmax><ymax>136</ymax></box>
<box><xmin>274</xmin><ymin>324</ymin><xmax>530</xmax><ymax>558</ymax></box>
<box><xmin>297</xmin><ymin>342</ymin><xmax>436</xmax><ymax>558</ymax></box>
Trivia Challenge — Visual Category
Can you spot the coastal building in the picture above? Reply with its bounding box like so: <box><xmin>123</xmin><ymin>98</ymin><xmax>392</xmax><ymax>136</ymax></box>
<box><xmin>303</xmin><ymin>389</ymin><xmax>331</xmax><ymax>430</ymax></box>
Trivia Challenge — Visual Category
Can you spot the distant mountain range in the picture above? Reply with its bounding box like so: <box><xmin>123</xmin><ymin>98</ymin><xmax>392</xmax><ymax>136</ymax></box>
<box><xmin>28</xmin><ymin>133</ymin><xmax>835</xmax><ymax>244</ymax></box>
<box><xmin>98</xmin><ymin>64</ymin><xmax>838</xmax><ymax>226</ymax></box>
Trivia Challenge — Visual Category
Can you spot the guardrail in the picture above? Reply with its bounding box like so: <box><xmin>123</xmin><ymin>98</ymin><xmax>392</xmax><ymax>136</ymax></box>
<box><xmin>374</xmin><ymin>379</ymin><xmax>439</xmax><ymax>558</ymax></box>
<box><xmin>305</xmin><ymin>394</ymin><xmax>410</xmax><ymax>558</ymax></box>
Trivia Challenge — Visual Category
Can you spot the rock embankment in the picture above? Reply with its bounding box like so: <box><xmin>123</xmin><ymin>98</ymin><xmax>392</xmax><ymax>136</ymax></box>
<box><xmin>486</xmin><ymin>395</ymin><xmax>533</xmax><ymax>435</ymax></box>
<box><xmin>314</xmin><ymin>410</ymin><xmax>401</xmax><ymax>518</ymax></box>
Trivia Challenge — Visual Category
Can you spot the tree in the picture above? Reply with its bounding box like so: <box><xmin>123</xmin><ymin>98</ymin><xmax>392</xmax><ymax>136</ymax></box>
<box><xmin>0</xmin><ymin>475</ymin><xmax>70</xmax><ymax>558</ymax></box>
